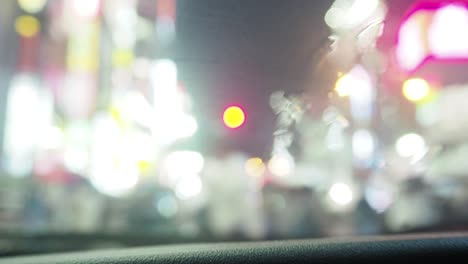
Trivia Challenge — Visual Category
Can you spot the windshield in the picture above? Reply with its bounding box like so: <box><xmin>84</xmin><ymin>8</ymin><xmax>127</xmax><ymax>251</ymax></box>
<box><xmin>1</xmin><ymin>0</ymin><xmax>468</xmax><ymax>256</ymax></box>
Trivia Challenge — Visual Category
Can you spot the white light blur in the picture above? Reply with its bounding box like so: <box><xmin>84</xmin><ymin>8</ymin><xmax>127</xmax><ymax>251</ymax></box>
<box><xmin>155</xmin><ymin>114</ymin><xmax>199</xmax><ymax>142</ymax></box>
<box><xmin>177</xmin><ymin>114</ymin><xmax>198</xmax><ymax>138</ymax></box>
<box><xmin>91</xmin><ymin>114</ymin><xmax>120</xmax><ymax>152</ymax></box>
<box><xmin>325</xmin><ymin>0</ymin><xmax>381</xmax><ymax>29</ymax></box>
<box><xmin>164</xmin><ymin>151</ymin><xmax>204</xmax><ymax>174</ymax></box>
<box><xmin>352</xmin><ymin>129</ymin><xmax>375</xmax><ymax>161</ymax></box>
<box><xmin>395</xmin><ymin>133</ymin><xmax>427</xmax><ymax>160</ymax></box>
<box><xmin>156</xmin><ymin>195</ymin><xmax>178</xmax><ymax>218</ymax></box>
<box><xmin>18</xmin><ymin>0</ymin><xmax>47</xmax><ymax>13</ymax></box>
<box><xmin>328</xmin><ymin>182</ymin><xmax>353</xmax><ymax>206</ymax></box>
<box><xmin>149</xmin><ymin>58</ymin><xmax>196</xmax><ymax>144</ymax></box>
<box><xmin>38</xmin><ymin>126</ymin><xmax>64</xmax><ymax>150</ymax></box>
<box><xmin>365</xmin><ymin>185</ymin><xmax>393</xmax><ymax>213</ymax></box>
<box><xmin>150</xmin><ymin>59</ymin><xmax>199</xmax><ymax>145</ymax></box>
<box><xmin>119</xmin><ymin>90</ymin><xmax>155</xmax><ymax>127</ymax></box>
<box><xmin>105</xmin><ymin>0</ymin><xmax>137</xmax><ymax>49</ymax></box>
<box><xmin>175</xmin><ymin>175</ymin><xmax>202</xmax><ymax>200</ymax></box>
<box><xmin>63</xmin><ymin>121</ymin><xmax>90</xmax><ymax>174</ymax></box>
<box><xmin>397</xmin><ymin>17</ymin><xmax>426</xmax><ymax>71</ymax></box>
<box><xmin>268</xmin><ymin>151</ymin><xmax>295</xmax><ymax>177</ymax></box>
<box><xmin>71</xmin><ymin>0</ymin><xmax>100</xmax><ymax>19</ymax></box>
<box><xmin>163</xmin><ymin>151</ymin><xmax>204</xmax><ymax>186</ymax></box>
<box><xmin>89</xmin><ymin>114</ymin><xmax>139</xmax><ymax>196</ymax></box>
<box><xmin>347</xmin><ymin>65</ymin><xmax>375</xmax><ymax>122</ymax></box>
<box><xmin>64</xmin><ymin>146</ymin><xmax>89</xmax><ymax>174</ymax></box>
<box><xmin>3</xmin><ymin>75</ymin><xmax>42</xmax><ymax>176</ymax></box>
<box><xmin>132</xmin><ymin>57</ymin><xmax>152</xmax><ymax>79</ymax></box>
<box><xmin>325</xmin><ymin>6</ymin><xmax>346</xmax><ymax>29</ymax></box>
<box><xmin>119</xmin><ymin>132</ymin><xmax>154</xmax><ymax>172</ymax></box>
<box><xmin>347</xmin><ymin>0</ymin><xmax>380</xmax><ymax>27</ymax></box>
<box><xmin>429</xmin><ymin>5</ymin><xmax>468</xmax><ymax>58</ymax></box>
<box><xmin>151</xmin><ymin>59</ymin><xmax>177</xmax><ymax>101</ymax></box>
<box><xmin>90</xmin><ymin>163</ymin><xmax>139</xmax><ymax>197</ymax></box>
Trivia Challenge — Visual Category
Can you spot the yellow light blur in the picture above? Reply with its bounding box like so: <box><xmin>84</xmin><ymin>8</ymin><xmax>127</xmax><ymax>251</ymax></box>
<box><xmin>137</xmin><ymin>159</ymin><xmax>152</xmax><ymax>174</ymax></box>
<box><xmin>110</xmin><ymin>106</ymin><xmax>122</xmax><ymax>120</ymax></box>
<box><xmin>334</xmin><ymin>74</ymin><xmax>353</xmax><ymax>97</ymax></box>
<box><xmin>18</xmin><ymin>0</ymin><xmax>47</xmax><ymax>13</ymax></box>
<box><xmin>402</xmin><ymin>78</ymin><xmax>430</xmax><ymax>102</ymax></box>
<box><xmin>223</xmin><ymin>106</ymin><xmax>246</xmax><ymax>129</ymax></box>
<box><xmin>109</xmin><ymin>106</ymin><xmax>126</xmax><ymax>129</ymax></box>
<box><xmin>112</xmin><ymin>49</ymin><xmax>134</xmax><ymax>67</ymax></box>
<box><xmin>66</xmin><ymin>22</ymin><xmax>100</xmax><ymax>71</ymax></box>
<box><xmin>15</xmin><ymin>15</ymin><xmax>40</xmax><ymax>38</ymax></box>
<box><xmin>245</xmin><ymin>157</ymin><xmax>265</xmax><ymax>177</ymax></box>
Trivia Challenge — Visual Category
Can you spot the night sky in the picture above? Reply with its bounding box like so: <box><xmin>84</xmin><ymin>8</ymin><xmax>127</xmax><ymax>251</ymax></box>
<box><xmin>176</xmin><ymin>0</ymin><xmax>334</xmax><ymax>157</ymax></box>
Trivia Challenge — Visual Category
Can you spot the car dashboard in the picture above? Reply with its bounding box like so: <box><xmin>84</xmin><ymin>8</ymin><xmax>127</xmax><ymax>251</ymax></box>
<box><xmin>1</xmin><ymin>233</ymin><xmax>468</xmax><ymax>264</ymax></box>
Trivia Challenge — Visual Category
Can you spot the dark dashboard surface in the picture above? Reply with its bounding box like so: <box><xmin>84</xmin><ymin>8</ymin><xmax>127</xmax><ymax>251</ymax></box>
<box><xmin>2</xmin><ymin>233</ymin><xmax>468</xmax><ymax>264</ymax></box>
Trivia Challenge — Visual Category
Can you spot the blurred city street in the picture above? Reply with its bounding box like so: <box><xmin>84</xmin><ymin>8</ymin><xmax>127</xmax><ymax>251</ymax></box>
<box><xmin>2</xmin><ymin>0</ymin><xmax>468</xmax><ymax>255</ymax></box>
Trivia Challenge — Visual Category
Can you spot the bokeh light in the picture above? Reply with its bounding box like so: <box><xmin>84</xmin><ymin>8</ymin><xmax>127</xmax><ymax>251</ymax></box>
<box><xmin>365</xmin><ymin>184</ymin><xmax>394</xmax><ymax>213</ymax></box>
<box><xmin>71</xmin><ymin>0</ymin><xmax>100</xmax><ymax>19</ymax></box>
<box><xmin>352</xmin><ymin>129</ymin><xmax>375</xmax><ymax>162</ymax></box>
<box><xmin>163</xmin><ymin>151</ymin><xmax>204</xmax><ymax>188</ymax></box>
<box><xmin>402</xmin><ymin>78</ymin><xmax>430</xmax><ymax>102</ymax></box>
<box><xmin>90</xmin><ymin>165</ymin><xmax>139</xmax><ymax>197</ymax></box>
<box><xmin>156</xmin><ymin>195</ymin><xmax>178</xmax><ymax>218</ymax></box>
<box><xmin>3</xmin><ymin>75</ymin><xmax>42</xmax><ymax>176</ymax></box>
<box><xmin>164</xmin><ymin>151</ymin><xmax>204</xmax><ymax>174</ymax></box>
<box><xmin>334</xmin><ymin>74</ymin><xmax>352</xmax><ymax>97</ymax></box>
<box><xmin>328</xmin><ymin>182</ymin><xmax>353</xmax><ymax>206</ymax></box>
<box><xmin>245</xmin><ymin>157</ymin><xmax>266</xmax><ymax>177</ymax></box>
<box><xmin>268</xmin><ymin>152</ymin><xmax>294</xmax><ymax>177</ymax></box>
<box><xmin>39</xmin><ymin>126</ymin><xmax>64</xmax><ymax>150</ymax></box>
<box><xmin>397</xmin><ymin>15</ymin><xmax>426</xmax><ymax>71</ymax></box>
<box><xmin>347</xmin><ymin>65</ymin><xmax>375</xmax><ymax>122</ymax></box>
<box><xmin>395</xmin><ymin>133</ymin><xmax>427</xmax><ymax>159</ymax></box>
<box><xmin>429</xmin><ymin>4</ymin><xmax>468</xmax><ymax>57</ymax></box>
<box><xmin>175</xmin><ymin>175</ymin><xmax>202</xmax><ymax>200</ymax></box>
<box><xmin>15</xmin><ymin>15</ymin><xmax>40</xmax><ymax>38</ymax></box>
<box><xmin>223</xmin><ymin>106</ymin><xmax>246</xmax><ymax>129</ymax></box>
<box><xmin>18</xmin><ymin>0</ymin><xmax>47</xmax><ymax>14</ymax></box>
